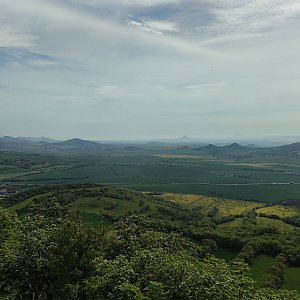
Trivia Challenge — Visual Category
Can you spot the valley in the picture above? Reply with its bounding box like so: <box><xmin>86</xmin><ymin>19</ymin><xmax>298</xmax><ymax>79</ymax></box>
<box><xmin>1</xmin><ymin>137</ymin><xmax>300</xmax><ymax>203</ymax></box>
<box><xmin>1</xmin><ymin>137</ymin><xmax>300</xmax><ymax>298</ymax></box>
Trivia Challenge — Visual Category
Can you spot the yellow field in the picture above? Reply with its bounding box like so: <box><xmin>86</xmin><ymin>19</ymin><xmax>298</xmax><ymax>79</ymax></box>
<box><xmin>218</xmin><ymin>217</ymin><xmax>299</xmax><ymax>233</ymax></box>
<box><xmin>257</xmin><ymin>205</ymin><xmax>298</xmax><ymax>218</ymax></box>
<box><xmin>163</xmin><ymin>193</ymin><xmax>265</xmax><ymax>217</ymax></box>
<box><xmin>256</xmin><ymin>217</ymin><xmax>298</xmax><ymax>233</ymax></box>
<box><xmin>218</xmin><ymin>219</ymin><xmax>243</xmax><ymax>229</ymax></box>
<box><xmin>163</xmin><ymin>193</ymin><xmax>207</xmax><ymax>204</ymax></box>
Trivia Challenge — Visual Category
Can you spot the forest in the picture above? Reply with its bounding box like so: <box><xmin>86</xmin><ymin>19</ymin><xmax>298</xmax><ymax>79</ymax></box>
<box><xmin>1</xmin><ymin>184</ymin><xmax>299</xmax><ymax>299</ymax></box>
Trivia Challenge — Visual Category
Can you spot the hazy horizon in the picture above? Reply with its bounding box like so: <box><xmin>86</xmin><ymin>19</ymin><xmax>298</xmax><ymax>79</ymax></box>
<box><xmin>1</xmin><ymin>0</ymin><xmax>300</xmax><ymax>139</ymax></box>
<box><xmin>1</xmin><ymin>133</ymin><xmax>300</xmax><ymax>145</ymax></box>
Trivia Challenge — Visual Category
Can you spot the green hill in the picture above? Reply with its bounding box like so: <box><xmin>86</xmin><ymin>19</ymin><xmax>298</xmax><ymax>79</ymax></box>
<box><xmin>1</xmin><ymin>184</ymin><xmax>300</xmax><ymax>299</ymax></box>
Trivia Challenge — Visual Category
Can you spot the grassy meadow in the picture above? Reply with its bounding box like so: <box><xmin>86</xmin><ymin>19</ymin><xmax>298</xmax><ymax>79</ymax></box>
<box><xmin>283</xmin><ymin>267</ymin><xmax>300</xmax><ymax>292</ymax></box>
<box><xmin>250</xmin><ymin>255</ymin><xmax>275</xmax><ymax>287</ymax></box>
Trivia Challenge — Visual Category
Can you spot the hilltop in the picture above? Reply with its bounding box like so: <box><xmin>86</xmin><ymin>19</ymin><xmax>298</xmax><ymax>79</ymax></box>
<box><xmin>51</xmin><ymin>138</ymin><xmax>103</xmax><ymax>150</ymax></box>
<box><xmin>2</xmin><ymin>183</ymin><xmax>300</xmax><ymax>298</ymax></box>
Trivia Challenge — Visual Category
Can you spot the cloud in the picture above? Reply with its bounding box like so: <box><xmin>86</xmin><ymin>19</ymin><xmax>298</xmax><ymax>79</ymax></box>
<box><xmin>69</xmin><ymin>0</ymin><xmax>179</xmax><ymax>7</ymax></box>
<box><xmin>204</xmin><ymin>0</ymin><xmax>300</xmax><ymax>35</ymax></box>
<box><xmin>127</xmin><ymin>20</ymin><xmax>164</xmax><ymax>35</ymax></box>
<box><xmin>0</xmin><ymin>0</ymin><xmax>299</xmax><ymax>139</ymax></box>
<box><xmin>126</xmin><ymin>18</ymin><xmax>179</xmax><ymax>35</ymax></box>
<box><xmin>0</xmin><ymin>0</ymin><xmax>221</xmax><ymax>60</ymax></box>
<box><xmin>199</xmin><ymin>33</ymin><xmax>263</xmax><ymax>46</ymax></box>
<box><xmin>95</xmin><ymin>85</ymin><xmax>139</xmax><ymax>100</ymax></box>
<box><xmin>143</xmin><ymin>19</ymin><xmax>179</xmax><ymax>32</ymax></box>
<box><xmin>0</xmin><ymin>26</ymin><xmax>35</xmax><ymax>48</ymax></box>
<box><xmin>0</xmin><ymin>48</ymin><xmax>58</xmax><ymax>70</ymax></box>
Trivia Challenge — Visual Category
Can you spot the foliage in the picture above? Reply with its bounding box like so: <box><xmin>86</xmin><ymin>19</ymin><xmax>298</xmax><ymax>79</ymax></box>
<box><xmin>0</xmin><ymin>204</ymin><xmax>104</xmax><ymax>299</ymax></box>
<box><xmin>1</xmin><ymin>181</ymin><xmax>300</xmax><ymax>299</ymax></box>
<box><xmin>0</xmin><ymin>205</ymin><xmax>299</xmax><ymax>299</ymax></box>
<box><xmin>253</xmin><ymin>288</ymin><xmax>300</xmax><ymax>299</ymax></box>
<box><xmin>263</xmin><ymin>253</ymin><xmax>287</xmax><ymax>289</ymax></box>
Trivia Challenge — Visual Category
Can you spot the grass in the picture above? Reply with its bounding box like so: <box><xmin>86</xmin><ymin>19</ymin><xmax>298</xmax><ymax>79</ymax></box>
<box><xmin>256</xmin><ymin>217</ymin><xmax>298</xmax><ymax>233</ymax></box>
<box><xmin>8</xmin><ymin>192</ymin><xmax>52</xmax><ymax>212</ymax></box>
<box><xmin>163</xmin><ymin>193</ymin><xmax>264</xmax><ymax>217</ymax></box>
<box><xmin>218</xmin><ymin>218</ymin><xmax>243</xmax><ymax>229</ymax></box>
<box><xmin>250</xmin><ymin>255</ymin><xmax>274</xmax><ymax>287</ymax></box>
<box><xmin>69</xmin><ymin>196</ymin><xmax>139</xmax><ymax>218</ymax></box>
<box><xmin>218</xmin><ymin>216</ymin><xmax>299</xmax><ymax>233</ymax></box>
<box><xmin>126</xmin><ymin>183</ymin><xmax>300</xmax><ymax>203</ymax></box>
<box><xmin>257</xmin><ymin>205</ymin><xmax>298</xmax><ymax>218</ymax></box>
<box><xmin>4</xmin><ymin>185</ymin><xmax>165</xmax><ymax>222</ymax></box>
<box><xmin>7</xmin><ymin>186</ymin><xmax>299</xmax><ymax>245</ymax></box>
<box><xmin>283</xmin><ymin>267</ymin><xmax>300</xmax><ymax>292</ymax></box>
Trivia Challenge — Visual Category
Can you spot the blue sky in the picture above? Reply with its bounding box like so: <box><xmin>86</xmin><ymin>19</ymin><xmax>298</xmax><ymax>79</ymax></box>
<box><xmin>0</xmin><ymin>0</ymin><xmax>300</xmax><ymax>140</ymax></box>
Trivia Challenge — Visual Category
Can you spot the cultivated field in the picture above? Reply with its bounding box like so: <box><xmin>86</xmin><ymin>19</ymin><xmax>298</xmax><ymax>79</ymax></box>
<box><xmin>1</xmin><ymin>146</ymin><xmax>300</xmax><ymax>203</ymax></box>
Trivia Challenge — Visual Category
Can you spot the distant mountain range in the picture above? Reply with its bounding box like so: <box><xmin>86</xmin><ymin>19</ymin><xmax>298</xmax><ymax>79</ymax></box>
<box><xmin>17</xmin><ymin>136</ymin><xmax>59</xmax><ymax>143</ymax></box>
<box><xmin>0</xmin><ymin>136</ymin><xmax>299</xmax><ymax>159</ymax></box>
<box><xmin>0</xmin><ymin>136</ymin><xmax>102</xmax><ymax>152</ymax></box>
<box><xmin>192</xmin><ymin>142</ymin><xmax>300</xmax><ymax>160</ymax></box>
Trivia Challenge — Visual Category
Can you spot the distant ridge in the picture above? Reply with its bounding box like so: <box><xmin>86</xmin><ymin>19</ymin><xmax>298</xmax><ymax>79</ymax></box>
<box><xmin>245</xmin><ymin>144</ymin><xmax>259</xmax><ymax>148</ymax></box>
<box><xmin>0</xmin><ymin>136</ymin><xmax>45</xmax><ymax>146</ymax></box>
<box><xmin>50</xmin><ymin>138</ymin><xmax>103</xmax><ymax>150</ymax></box>
<box><xmin>221</xmin><ymin>143</ymin><xmax>244</xmax><ymax>149</ymax></box>
<box><xmin>272</xmin><ymin>142</ymin><xmax>300</xmax><ymax>155</ymax></box>
<box><xmin>0</xmin><ymin>135</ymin><xmax>299</xmax><ymax>158</ymax></box>
<box><xmin>198</xmin><ymin>144</ymin><xmax>220</xmax><ymax>155</ymax></box>
<box><xmin>195</xmin><ymin>142</ymin><xmax>258</xmax><ymax>158</ymax></box>
<box><xmin>17</xmin><ymin>136</ymin><xmax>58</xmax><ymax>143</ymax></box>
<box><xmin>2</xmin><ymin>136</ymin><xmax>27</xmax><ymax>143</ymax></box>
<box><xmin>277</xmin><ymin>141</ymin><xmax>300</xmax><ymax>150</ymax></box>
<box><xmin>203</xmin><ymin>144</ymin><xmax>219</xmax><ymax>149</ymax></box>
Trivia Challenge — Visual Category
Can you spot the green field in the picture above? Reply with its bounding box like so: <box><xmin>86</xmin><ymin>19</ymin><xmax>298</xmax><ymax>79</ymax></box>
<box><xmin>1</xmin><ymin>148</ymin><xmax>300</xmax><ymax>203</ymax></box>
<box><xmin>283</xmin><ymin>267</ymin><xmax>300</xmax><ymax>292</ymax></box>
<box><xmin>127</xmin><ymin>183</ymin><xmax>300</xmax><ymax>203</ymax></box>
<box><xmin>256</xmin><ymin>217</ymin><xmax>297</xmax><ymax>233</ymax></box>
<box><xmin>6</xmin><ymin>186</ymin><xmax>300</xmax><ymax>235</ymax></box>
<box><xmin>250</xmin><ymin>255</ymin><xmax>275</xmax><ymax>287</ymax></box>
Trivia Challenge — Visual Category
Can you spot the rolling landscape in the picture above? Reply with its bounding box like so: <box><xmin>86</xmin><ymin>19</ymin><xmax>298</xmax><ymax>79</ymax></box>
<box><xmin>1</xmin><ymin>136</ymin><xmax>300</xmax><ymax>203</ymax></box>
<box><xmin>1</xmin><ymin>0</ymin><xmax>300</xmax><ymax>299</ymax></box>
<box><xmin>1</xmin><ymin>136</ymin><xmax>300</xmax><ymax>299</ymax></box>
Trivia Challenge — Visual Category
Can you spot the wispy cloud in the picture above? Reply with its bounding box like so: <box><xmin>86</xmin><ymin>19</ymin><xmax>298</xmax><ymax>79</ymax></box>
<box><xmin>0</xmin><ymin>26</ymin><xmax>35</xmax><ymax>48</ymax></box>
<box><xmin>127</xmin><ymin>20</ymin><xmax>164</xmax><ymax>35</ymax></box>
<box><xmin>69</xmin><ymin>0</ymin><xmax>179</xmax><ymax>7</ymax></box>
<box><xmin>203</xmin><ymin>0</ymin><xmax>300</xmax><ymax>36</ymax></box>
<box><xmin>0</xmin><ymin>0</ymin><xmax>220</xmax><ymax>59</ymax></box>
<box><xmin>128</xmin><ymin>18</ymin><xmax>179</xmax><ymax>35</ymax></box>
<box><xmin>0</xmin><ymin>0</ymin><xmax>299</xmax><ymax>139</ymax></box>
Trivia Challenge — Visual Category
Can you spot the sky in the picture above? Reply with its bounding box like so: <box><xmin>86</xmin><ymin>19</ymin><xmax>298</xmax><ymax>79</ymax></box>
<box><xmin>0</xmin><ymin>0</ymin><xmax>300</xmax><ymax>140</ymax></box>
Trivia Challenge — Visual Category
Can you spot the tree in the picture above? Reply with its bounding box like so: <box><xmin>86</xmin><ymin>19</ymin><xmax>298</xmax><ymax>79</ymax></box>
<box><xmin>0</xmin><ymin>204</ymin><xmax>105</xmax><ymax>299</ymax></box>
